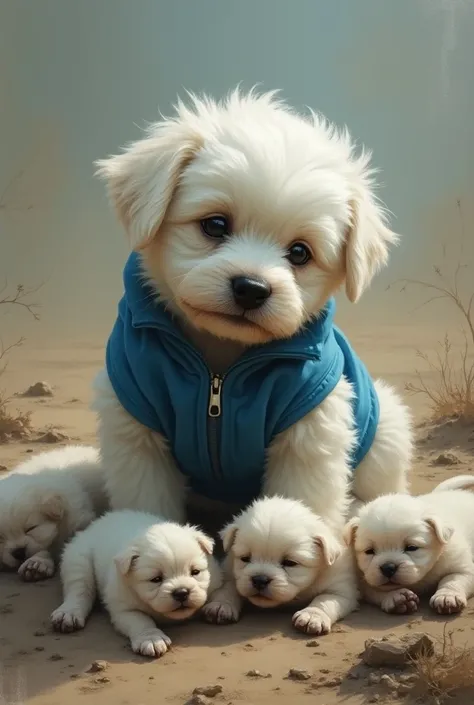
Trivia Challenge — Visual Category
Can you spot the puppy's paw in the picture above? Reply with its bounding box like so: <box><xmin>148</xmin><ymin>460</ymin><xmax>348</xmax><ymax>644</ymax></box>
<box><xmin>51</xmin><ymin>606</ymin><xmax>86</xmax><ymax>633</ymax></box>
<box><xmin>430</xmin><ymin>590</ymin><xmax>466</xmax><ymax>615</ymax></box>
<box><xmin>131</xmin><ymin>629</ymin><xmax>172</xmax><ymax>658</ymax></box>
<box><xmin>202</xmin><ymin>600</ymin><xmax>240</xmax><ymax>625</ymax></box>
<box><xmin>18</xmin><ymin>555</ymin><xmax>55</xmax><ymax>582</ymax></box>
<box><xmin>292</xmin><ymin>607</ymin><xmax>332</xmax><ymax>636</ymax></box>
<box><xmin>381</xmin><ymin>589</ymin><xmax>419</xmax><ymax>615</ymax></box>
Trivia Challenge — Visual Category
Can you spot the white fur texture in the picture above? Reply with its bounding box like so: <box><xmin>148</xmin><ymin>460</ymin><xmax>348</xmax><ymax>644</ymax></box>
<box><xmin>345</xmin><ymin>484</ymin><xmax>474</xmax><ymax>615</ymax></box>
<box><xmin>51</xmin><ymin>510</ymin><xmax>222</xmax><ymax>658</ymax></box>
<box><xmin>0</xmin><ymin>445</ymin><xmax>106</xmax><ymax>581</ymax></box>
<box><xmin>93</xmin><ymin>89</ymin><xmax>413</xmax><ymax>529</ymax></box>
<box><xmin>203</xmin><ymin>497</ymin><xmax>358</xmax><ymax>634</ymax></box>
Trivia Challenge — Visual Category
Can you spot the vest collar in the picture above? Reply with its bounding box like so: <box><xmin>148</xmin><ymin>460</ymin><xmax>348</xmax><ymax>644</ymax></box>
<box><xmin>123</xmin><ymin>252</ymin><xmax>336</xmax><ymax>363</ymax></box>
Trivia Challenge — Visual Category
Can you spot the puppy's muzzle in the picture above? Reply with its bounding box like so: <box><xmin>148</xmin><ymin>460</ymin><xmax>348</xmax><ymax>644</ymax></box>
<box><xmin>380</xmin><ymin>562</ymin><xmax>398</xmax><ymax>579</ymax></box>
<box><xmin>172</xmin><ymin>587</ymin><xmax>190</xmax><ymax>604</ymax></box>
<box><xmin>231</xmin><ymin>276</ymin><xmax>272</xmax><ymax>310</ymax></box>
<box><xmin>251</xmin><ymin>574</ymin><xmax>272</xmax><ymax>592</ymax></box>
<box><xmin>10</xmin><ymin>547</ymin><xmax>26</xmax><ymax>563</ymax></box>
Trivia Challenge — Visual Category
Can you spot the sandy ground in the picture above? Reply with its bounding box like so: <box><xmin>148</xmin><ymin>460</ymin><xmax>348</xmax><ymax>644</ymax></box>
<box><xmin>1</xmin><ymin>331</ymin><xmax>474</xmax><ymax>705</ymax></box>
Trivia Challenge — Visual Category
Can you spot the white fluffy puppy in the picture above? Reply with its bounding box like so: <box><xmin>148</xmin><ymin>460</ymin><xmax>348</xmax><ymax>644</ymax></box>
<box><xmin>0</xmin><ymin>446</ymin><xmax>106</xmax><ymax>581</ymax></box>
<box><xmin>203</xmin><ymin>497</ymin><xmax>358</xmax><ymax>634</ymax></box>
<box><xmin>51</xmin><ymin>510</ymin><xmax>222</xmax><ymax>658</ymax></box>
<box><xmin>344</xmin><ymin>479</ymin><xmax>474</xmax><ymax>615</ymax></box>
<box><xmin>93</xmin><ymin>89</ymin><xmax>412</xmax><ymax>534</ymax></box>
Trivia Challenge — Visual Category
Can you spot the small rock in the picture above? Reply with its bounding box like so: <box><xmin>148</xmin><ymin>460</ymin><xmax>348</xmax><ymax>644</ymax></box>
<box><xmin>86</xmin><ymin>660</ymin><xmax>108</xmax><ymax>673</ymax></box>
<box><xmin>306</xmin><ymin>639</ymin><xmax>319</xmax><ymax>647</ymax></box>
<box><xmin>368</xmin><ymin>673</ymin><xmax>381</xmax><ymax>685</ymax></box>
<box><xmin>187</xmin><ymin>695</ymin><xmax>210</xmax><ymax>705</ymax></box>
<box><xmin>362</xmin><ymin>632</ymin><xmax>434</xmax><ymax>668</ymax></box>
<box><xmin>368</xmin><ymin>696</ymin><xmax>380</xmax><ymax>703</ymax></box>
<box><xmin>380</xmin><ymin>674</ymin><xmax>398</xmax><ymax>691</ymax></box>
<box><xmin>288</xmin><ymin>668</ymin><xmax>311</xmax><ymax>681</ymax></box>
<box><xmin>398</xmin><ymin>683</ymin><xmax>414</xmax><ymax>695</ymax></box>
<box><xmin>324</xmin><ymin>677</ymin><xmax>343</xmax><ymax>687</ymax></box>
<box><xmin>33</xmin><ymin>630</ymin><xmax>45</xmax><ymax>637</ymax></box>
<box><xmin>193</xmin><ymin>685</ymin><xmax>223</xmax><ymax>698</ymax></box>
<box><xmin>431</xmin><ymin>452</ymin><xmax>459</xmax><ymax>466</ymax></box>
<box><xmin>95</xmin><ymin>677</ymin><xmax>110</xmax><ymax>684</ymax></box>
<box><xmin>0</xmin><ymin>465</ymin><xmax>7</xmax><ymax>472</ymax></box>
<box><xmin>21</xmin><ymin>382</ymin><xmax>53</xmax><ymax>397</ymax></box>
<box><xmin>49</xmin><ymin>653</ymin><xmax>63</xmax><ymax>661</ymax></box>
<box><xmin>36</xmin><ymin>429</ymin><xmax>69</xmax><ymax>444</ymax></box>
<box><xmin>398</xmin><ymin>673</ymin><xmax>417</xmax><ymax>684</ymax></box>
<box><xmin>245</xmin><ymin>670</ymin><xmax>271</xmax><ymax>679</ymax></box>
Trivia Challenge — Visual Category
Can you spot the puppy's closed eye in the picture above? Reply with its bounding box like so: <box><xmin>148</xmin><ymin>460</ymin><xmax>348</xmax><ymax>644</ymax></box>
<box><xmin>281</xmin><ymin>558</ymin><xmax>298</xmax><ymax>568</ymax></box>
<box><xmin>364</xmin><ymin>548</ymin><xmax>375</xmax><ymax>556</ymax></box>
<box><xmin>404</xmin><ymin>545</ymin><xmax>419</xmax><ymax>552</ymax></box>
<box><xmin>240</xmin><ymin>555</ymin><xmax>251</xmax><ymax>564</ymax></box>
<box><xmin>26</xmin><ymin>525</ymin><xmax>39</xmax><ymax>534</ymax></box>
<box><xmin>150</xmin><ymin>574</ymin><xmax>163</xmax><ymax>584</ymax></box>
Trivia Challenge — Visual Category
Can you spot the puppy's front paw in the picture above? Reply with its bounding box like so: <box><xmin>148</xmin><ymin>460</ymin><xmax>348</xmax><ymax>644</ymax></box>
<box><xmin>381</xmin><ymin>589</ymin><xmax>419</xmax><ymax>615</ymax></box>
<box><xmin>131</xmin><ymin>629</ymin><xmax>172</xmax><ymax>658</ymax></box>
<box><xmin>51</xmin><ymin>605</ymin><xmax>86</xmax><ymax>633</ymax></box>
<box><xmin>430</xmin><ymin>590</ymin><xmax>466</xmax><ymax>615</ymax></box>
<box><xmin>202</xmin><ymin>600</ymin><xmax>240</xmax><ymax>625</ymax></box>
<box><xmin>19</xmin><ymin>555</ymin><xmax>55</xmax><ymax>582</ymax></box>
<box><xmin>292</xmin><ymin>607</ymin><xmax>332</xmax><ymax>635</ymax></box>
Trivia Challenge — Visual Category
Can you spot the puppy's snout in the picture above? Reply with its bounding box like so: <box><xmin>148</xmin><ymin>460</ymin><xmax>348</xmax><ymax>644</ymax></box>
<box><xmin>10</xmin><ymin>547</ymin><xmax>26</xmax><ymax>563</ymax></box>
<box><xmin>380</xmin><ymin>562</ymin><xmax>398</xmax><ymax>579</ymax></box>
<box><xmin>251</xmin><ymin>574</ymin><xmax>272</xmax><ymax>591</ymax></box>
<box><xmin>231</xmin><ymin>276</ymin><xmax>272</xmax><ymax>310</ymax></box>
<box><xmin>172</xmin><ymin>587</ymin><xmax>190</xmax><ymax>603</ymax></box>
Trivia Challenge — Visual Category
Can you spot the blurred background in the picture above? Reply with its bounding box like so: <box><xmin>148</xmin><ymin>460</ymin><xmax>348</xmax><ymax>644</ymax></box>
<box><xmin>1</xmin><ymin>0</ymin><xmax>473</xmax><ymax>345</ymax></box>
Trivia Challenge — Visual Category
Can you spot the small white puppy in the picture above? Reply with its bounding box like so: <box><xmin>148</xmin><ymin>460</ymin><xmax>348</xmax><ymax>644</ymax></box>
<box><xmin>0</xmin><ymin>445</ymin><xmax>106</xmax><ymax>581</ymax></box>
<box><xmin>345</xmin><ymin>479</ymin><xmax>474</xmax><ymax>615</ymax></box>
<box><xmin>51</xmin><ymin>510</ymin><xmax>222</xmax><ymax>658</ymax></box>
<box><xmin>203</xmin><ymin>496</ymin><xmax>358</xmax><ymax>634</ymax></box>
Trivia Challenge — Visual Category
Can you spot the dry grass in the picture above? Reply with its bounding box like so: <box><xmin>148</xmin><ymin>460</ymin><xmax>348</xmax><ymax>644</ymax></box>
<box><xmin>0</xmin><ymin>282</ymin><xmax>41</xmax><ymax>443</ymax></box>
<box><xmin>411</xmin><ymin>627</ymin><xmax>474</xmax><ymax>703</ymax></box>
<box><xmin>0</xmin><ymin>394</ymin><xmax>32</xmax><ymax>443</ymax></box>
<box><xmin>396</xmin><ymin>200</ymin><xmax>474</xmax><ymax>422</ymax></box>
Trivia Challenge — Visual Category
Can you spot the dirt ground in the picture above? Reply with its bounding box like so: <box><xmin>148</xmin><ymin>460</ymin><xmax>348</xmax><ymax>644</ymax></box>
<box><xmin>1</xmin><ymin>333</ymin><xmax>474</xmax><ymax>705</ymax></box>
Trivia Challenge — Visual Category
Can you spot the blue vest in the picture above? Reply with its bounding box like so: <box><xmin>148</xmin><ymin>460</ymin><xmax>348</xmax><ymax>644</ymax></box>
<box><xmin>106</xmin><ymin>253</ymin><xmax>379</xmax><ymax>504</ymax></box>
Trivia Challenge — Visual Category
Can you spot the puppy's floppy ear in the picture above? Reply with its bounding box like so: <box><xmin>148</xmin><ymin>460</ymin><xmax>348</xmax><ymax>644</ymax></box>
<box><xmin>114</xmin><ymin>547</ymin><xmax>139</xmax><ymax>575</ymax></box>
<box><xmin>313</xmin><ymin>526</ymin><xmax>343</xmax><ymax>566</ymax></box>
<box><xmin>190</xmin><ymin>527</ymin><xmax>214</xmax><ymax>556</ymax></box>
<box><xmin>41</xmin><ymin>493</ymin><xmax>65</xmax><ymax>522</ymax></box>
<box><xmin>425</xmin><ymin>517</ymin><xmax>454</xmax><ymax>545</ymax></box>
<box><xmin>95</xmin><ymin>111</ymin><xmax>202</xmax><ymax>251</ymax></box>
<box><xmin>344</xmin><ymin>161</ymin><xmax>398</xmax><ymax>303</ymax></box>
<box><xmin>343</xmin><ymin>517</ymin><xmax>360</xmax><ymax>546</ymax></box>
<box><xmin>220</xmin><ymin>521</ymin><xmax>239</xmax><ymax>553</ymax></box>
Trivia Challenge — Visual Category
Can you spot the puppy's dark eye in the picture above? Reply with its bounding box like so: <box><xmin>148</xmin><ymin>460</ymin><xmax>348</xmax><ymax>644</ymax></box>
<box><xmin>287</xmin><ymin>242</ymin><xmax>311</xmax><ymax>266</ymax></box>
<box><xmin>150</xmin><ymin>575</ymin><xmax>163</xmax><ymax>584</ymax></box>
<box><xmin>26</xmin><ymin>525</ymin><xmax>38</xmax><ymax>533</ymax></box>
<box><xmin>240</xmin><ymin>555</ymin><xmax>251</xmax><ymax>563</ymax></box>
<box><xmin>190</xmin><ymin>568</ymin><xmax>201</xmax><ymax>576</ymax></box>
<box><xmin>405</xmin><ymin>545</ymin><xmax>419</xmax><ymax>552</ymax></box>
<box><xmin>364</xmin><ymin>548</ymin><xmax>375</xmax><ymax>556</ymax></box>
<box><xmin>281</xmin><ymin>559</ymin><xmax>298</xmax><ymax>568</ymax></box>
<box><xmin>200</xmin><ymin>215</ymin><xmax>230</xmax><ymax>239</ymax></box>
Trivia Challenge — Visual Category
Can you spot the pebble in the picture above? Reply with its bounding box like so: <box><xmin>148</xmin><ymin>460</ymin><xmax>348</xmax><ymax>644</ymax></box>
<box><xmin>86</xmin><ymin>660</ymin><xmax>109</xmax><ymax>673</ymax></box>
<box><xmin>193</xmin><ymin>685</ymin><xmax>223</xmax><ymax>697</ymax></box>
<box><xmin>288</xmin><ymin>668</ymin><xmax>311</xmax><ymax>681</ymax></box>
<box><xmin>245</xmin><ymin>670</ymin><xmax>271</xmax><ymax>679</ymax></box>
<box><xmin>363</xmin><ymin>632</ymin><xmax>434</xmax><ymax>668</ymax></box>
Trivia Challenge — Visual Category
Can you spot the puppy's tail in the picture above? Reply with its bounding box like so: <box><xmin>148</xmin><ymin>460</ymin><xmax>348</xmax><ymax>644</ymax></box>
<box><xmin>432</xmin><ymin>475</ymin><xmax>474</xmax><ymax>493</ymax></box>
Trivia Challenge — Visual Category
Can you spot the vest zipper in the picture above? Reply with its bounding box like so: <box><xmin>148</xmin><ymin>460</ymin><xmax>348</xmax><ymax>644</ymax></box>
<box><xmin>207</xmin><ymin>374</ymin><xmax>223</xmax><ymax>478</ymax></box>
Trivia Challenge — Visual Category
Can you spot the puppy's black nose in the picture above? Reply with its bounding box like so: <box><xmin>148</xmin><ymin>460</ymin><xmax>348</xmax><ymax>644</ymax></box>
<box><xmin>172</xmin><ymin>587</ymin><xmax>190</xmax><ymax>603</ymax></box>
<box><xmin>11</xmin><ymin>547</ymin><xmax>26</xmax><ymax>562</ymax></box>
<box><xmin>380</xmin><ymin>562</ymin><xmax>398</xmax><ymax>579</ymax></box>
<box><xmin>251</xmin><ymin>574</ymin><xmax>271</xmax><ymax>591</ymax></box>
<box><xmin>231</xmin><ymin>276</ymin><xmax>272</xmax><ymax>310</ymax></box>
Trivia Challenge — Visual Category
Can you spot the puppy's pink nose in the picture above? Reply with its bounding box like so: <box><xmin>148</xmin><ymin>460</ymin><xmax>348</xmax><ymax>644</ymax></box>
<box><xmin>231</xmin><ymin>276</ymin><xmax>272</xmax><ymax>310</ymax></box>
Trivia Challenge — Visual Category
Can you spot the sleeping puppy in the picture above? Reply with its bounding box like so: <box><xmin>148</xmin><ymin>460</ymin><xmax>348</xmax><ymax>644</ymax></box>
<box><xmin>0</xmin><ymin>446</ymin><xmax>106</xmax><ymax>581</ymax></box>
<box><xmin>203</xmin><ymin>496</ymin><xmax>358</xmax><ymax>634</ymax></box>
<box><xmin>344</xmin><ymin>479</ymin><xmax>474</xmax><ymax>615</ymax></box>
<box><xmin>51</xmin><ymin>510</ymin><xmax>222</xmax><ymax>658</ymax></box>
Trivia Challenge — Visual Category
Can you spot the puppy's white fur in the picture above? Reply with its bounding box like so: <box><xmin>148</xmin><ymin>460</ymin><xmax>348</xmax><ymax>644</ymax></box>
<box><xmin>51</xmin><ymin>510</ymin><xmax>222</xmax><ymax>658</ymax></box>
<box><xmin>93</xmin><ymin>90</ymin><xmax>412</xmax><ymax>530</ymax></box>
<box><xmin>345</xmin><ymin>481</ymin><xmax>474</xmax><ymax>615</ymax></box>
<box><xmin>203</xmin><ymin>497</ymin><xmax>358</xmax><ymax>634</ymax></box>
<box><xmin>0</xmin><ymin>446</ymin><xmax>106</xmax><ymax>581</ymax></box>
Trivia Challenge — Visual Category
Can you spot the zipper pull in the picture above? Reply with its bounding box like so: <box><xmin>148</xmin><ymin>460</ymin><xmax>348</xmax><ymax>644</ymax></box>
<box><xmin>208</xmin><ymin>375</ymin><xmax>222</xmax><ymax>417</ymax></box>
